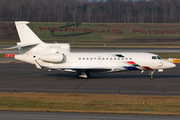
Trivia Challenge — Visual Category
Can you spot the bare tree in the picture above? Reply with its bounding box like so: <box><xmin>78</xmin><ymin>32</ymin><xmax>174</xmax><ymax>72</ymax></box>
<box><xmin>1</xmin><ymin>0</ymin><xmax>180</xmax><ymax>23</ymax></box>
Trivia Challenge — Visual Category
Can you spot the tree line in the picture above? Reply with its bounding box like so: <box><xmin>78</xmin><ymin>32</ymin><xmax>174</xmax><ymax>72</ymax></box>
<box><xmin>1</xmin><ymin>0</ymin><xmax>180</xmax><ymax>23</ymax></box>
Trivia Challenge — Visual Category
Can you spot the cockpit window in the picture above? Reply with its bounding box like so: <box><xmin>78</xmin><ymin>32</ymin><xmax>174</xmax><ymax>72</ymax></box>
<box><xmin>157</xmin><ymin>56</ymin><xmax>162</xmax><ymax>59</ymax></box>
<box><xmin>152</xmin><ymin>56</ymin><xmax>157</xmax><ymax>59</ymax></box>
<box><xmin>152</xmin><ymin>56</ymin><xmax>162</xmax><ymax>59</ymax></box>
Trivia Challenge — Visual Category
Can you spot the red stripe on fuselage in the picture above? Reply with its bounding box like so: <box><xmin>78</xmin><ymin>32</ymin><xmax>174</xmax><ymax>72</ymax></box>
<box><xmin>143</xmin><ymin>66</ymin><xmax>153</xmax><ymax>70</ymax></box>
<box><xmin>127</xmin><ymin>61</ymin><xmax>136</xmax><ymax>64</ymax></box>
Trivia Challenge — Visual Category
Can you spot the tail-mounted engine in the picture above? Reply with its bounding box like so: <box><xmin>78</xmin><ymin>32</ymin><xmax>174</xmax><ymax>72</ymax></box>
<box><xmin>40</xmin><ymin>53</ymin><xmax>65</xmax><ymax>63</ymax></box>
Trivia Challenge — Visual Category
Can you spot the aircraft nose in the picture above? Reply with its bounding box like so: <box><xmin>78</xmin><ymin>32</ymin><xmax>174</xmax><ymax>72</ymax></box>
<box><xmin>171</xmin><ymin>63</ymin><xmax>176</xmax><ymax>68</ymax></box>
<box><xmin>167</xmin><ymin>62</ymin><xmax>176</xmax><ymax>68</ymax></box>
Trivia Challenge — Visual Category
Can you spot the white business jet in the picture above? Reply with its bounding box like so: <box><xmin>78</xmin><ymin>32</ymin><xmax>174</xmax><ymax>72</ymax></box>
<box><xmin>7</xmin><ymin>21</ymin><xmax>176</xmax><ymax>79</ymax></box>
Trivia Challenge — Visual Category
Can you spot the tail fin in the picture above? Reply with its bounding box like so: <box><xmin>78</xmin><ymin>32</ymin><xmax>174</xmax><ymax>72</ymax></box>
<box><xmin>5</xmin><ymin>21</ymin><xmax>43</xmax><ymax>50</ymax></box>
<box><xmin>15</xmin><ymin>21</ymin><xmax>43</xmax><ymax>44</ymax></box>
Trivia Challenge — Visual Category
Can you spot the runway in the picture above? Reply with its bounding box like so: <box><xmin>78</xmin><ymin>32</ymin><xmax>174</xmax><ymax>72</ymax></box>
<box><xmin>1</xmin><ymin>57</ymin><xmax>180</xmax><ymax>119</ymax></box>
<box><xmin>1</xmin><ymin>111</ymin><xmax>180</xmax><ymax>120</ymax></box>
<box><xmin>0</xmin><ymin>59</ymin><xmax>180</xmax><ymax>95</ymax></box>
<box><xmin>1</xmin><ymin>47</ymin><xmax>180</xmax><ymax>54</ymax></box>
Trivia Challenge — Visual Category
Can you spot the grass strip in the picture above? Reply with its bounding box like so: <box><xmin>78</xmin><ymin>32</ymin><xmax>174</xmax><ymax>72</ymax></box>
<box><xmin>0</xmin><ymin>42</ymin><xmax>16</xmax><ymax>46</ymax></box>
<box><xmin>0</xmin><ymin>92</ymin><xmax>180</xmax><ymax>115</ymax></box>
<box><xmin>0</xmin><ymin>54</ymin><xmax>5</xmax><ymax>58</ymax></box>
<box><xmin>28</xmin><ymin>22</ymin><xmax>180</xmax><ymax>41</ymax></box>
<box><xmin>153</xmin><ymin>52</ymin><xmax>180</xmax><ymax>58</ymax></box>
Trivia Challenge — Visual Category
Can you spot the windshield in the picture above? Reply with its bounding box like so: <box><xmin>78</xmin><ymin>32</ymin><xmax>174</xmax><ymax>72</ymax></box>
<box><xmin>157</xmin><ymin>56</ymin><xmax>162</xmax><ymax>59</ymax></box>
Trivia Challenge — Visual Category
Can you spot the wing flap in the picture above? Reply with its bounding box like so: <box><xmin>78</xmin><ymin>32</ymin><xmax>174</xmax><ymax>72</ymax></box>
<box><xmin>56</xmin><ymin>68</ymin><xmax>112</xmax><ymax>73</ymax></box>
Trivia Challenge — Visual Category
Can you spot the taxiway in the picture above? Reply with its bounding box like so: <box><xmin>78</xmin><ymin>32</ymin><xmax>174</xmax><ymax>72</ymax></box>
<box><xmin>1</xmin><ymin>111</ymin><xmax>180</xmax><ymax>120</ymax></box>
<box><xmin>0</xmin><ymin>59</ymin><xmax>179</xmax><ymax>95</ymax></box>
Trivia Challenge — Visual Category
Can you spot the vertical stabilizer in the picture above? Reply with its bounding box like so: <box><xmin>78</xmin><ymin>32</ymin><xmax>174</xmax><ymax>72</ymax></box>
<box><xmin>15</xmin><ymin>21</ymin><xmax>43</xmax><ymax>44</ymax></box>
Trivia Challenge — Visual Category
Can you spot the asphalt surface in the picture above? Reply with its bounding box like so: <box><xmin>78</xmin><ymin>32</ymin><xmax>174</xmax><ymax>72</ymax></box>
<box><xmin>72</xmin><ymin>47</ymin><xmax>180</xmax><ymax>52</ymax></box>
<box><xmin>0</xmin><ymin>58</ymin><xmax>180</xmax><ymax>95</ymax></box>
<box><xmin>1</xmin><ymin>111</ymin><xmax>180</xmax><ymax>120</ymax></box>
<box><xmin>1</xmin><ymin>58</ymin><xmax>180</xmax><ymax>119</ymax></box>
<box><xmin>1</xmin><ymin>47</ymin><xmax>180</xmax><ymax>54</ymax></box>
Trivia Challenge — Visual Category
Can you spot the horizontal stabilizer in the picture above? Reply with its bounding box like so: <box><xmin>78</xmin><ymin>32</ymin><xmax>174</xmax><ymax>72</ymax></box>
<box><xmin>4</xmin><ymin>43</ymin><xmax>39</xmax><ymax>49</ymax></box>
<box><xmin>4</xmin><ymin>45</ymin><xmax>21</xmax><ymax>49</ymax></box>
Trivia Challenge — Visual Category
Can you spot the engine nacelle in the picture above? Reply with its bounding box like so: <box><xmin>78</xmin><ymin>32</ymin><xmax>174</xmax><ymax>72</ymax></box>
<box><xmin>40</xmin><ymin>53</ymin><xmax>65</xmax><ymax>63</ymax></box>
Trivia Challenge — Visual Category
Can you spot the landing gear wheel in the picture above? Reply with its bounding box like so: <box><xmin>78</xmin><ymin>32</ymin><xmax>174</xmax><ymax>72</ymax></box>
<box><xmin>149</xmin><ymin>76</ymin><xmax>156</xmax><ymax>79</ymax></box>
<box><xmin>76</xmin><ymin>71</ymin><xmax>88</xmax><ymax>79</ymax></box>
<box><xmin>77</xmin><ymin>73</ymin><xmax>81</xmax><ymax>79</ymax></box>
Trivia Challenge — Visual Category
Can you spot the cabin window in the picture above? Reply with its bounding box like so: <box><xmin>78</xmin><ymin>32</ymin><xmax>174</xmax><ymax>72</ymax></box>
<box><xmin>129</xmin><ymin>58</ymin><xmax>132</xmax><ymax>60</ymax></box>
<box><xmin>152</xmin><ymin>56</ymin><xmax>157</xmax><ymax>59</ymax></box>
<box><xmin>114</xmin><ymin>58</ymin><xmax>116</xmax><ymax>60</ymax></box>
<box><xmin>102</xmin><ymin>58</ymin><xmax>105</xmax><ymax>60</ymax></box>
<box><xmin>126</xmin><ymin>58</ymin><xmax>128</xmax><ymax>60</ymax></box>
<box><xmin>110</xmin><ymin>58</ymin><xmax>112</xmax><ymax>60</ymax></box>
<box><xmin>83</xmin><ymin>58</ymin><xmax>85</xmax><ymax>60</ymax></box>
<box><xmin>157</xmin><ymin>56</ymin><xmax>162</xmax><ymax>59</ymax></box>
<box><xmin>122</xmin><ymin>58</ymin><xmax>124</xmax><ymax>60</ymax></box>
<box><xmin>90</xmin><ymin>58</ymin><xmax>93</xmax><ymax>60</ymax></box>
<box><xmin>98</xmin><ymin>58</ymin><xmax>101</xmax><ymax>60</ymax></box>
<box><xmin>79</xmin><ymin>58</ymin><xmax>81</xmax><ymax>60</ymax></box>
<box><xmin>94</xmin><ymin>58</ymin><xmax>96</xmax><ymax>60</ymax></box>
<box><xmin>106</xmin><ymin>58</ymin><xmax>108</xmax><ymax>60</ymax></box>
<box><xmin>86</xmin><ymin>58</ymin><xmax>89</xmax><ymax>60</ymax></box>
<box><xmin>118</xmin><ymin>58</ymin><xmax>120</xmax><ymax>60</ymax></box>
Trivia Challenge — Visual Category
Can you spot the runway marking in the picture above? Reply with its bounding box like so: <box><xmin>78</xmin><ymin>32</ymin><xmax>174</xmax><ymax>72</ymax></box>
<box><xmin>75</xmin><ymin>79</ymin><xmax>88</xmax><ymax>92</ymax></box>
<box><xmin>11</xmin><ymin>117</ymin><xmax>97</xmax><ymax>120</ymax></box>
<box><xmin>0</xmin><ymin>69</ymin><xmax>36</xmax><ymax>70</ymax></box>
<box><xmin>0</xmin><ymin>61</ymin><xmax>23</xmax><ymax>63</ymax></box>
<box><xmin>0</xmin><ymin>61</ymin><xmax>14</xmax><ymax>62</ymax></box>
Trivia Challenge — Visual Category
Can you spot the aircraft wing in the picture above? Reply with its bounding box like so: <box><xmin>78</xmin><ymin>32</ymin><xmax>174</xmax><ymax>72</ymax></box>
<box><xmin>35</xmin><ymin>60</ymin><xmax>123</xmax><ymax>73</ymax></box>
<box><xmin>41</xmin><ymin>66</ymin><xmax>112</xmax><ymax>73</ymax></box>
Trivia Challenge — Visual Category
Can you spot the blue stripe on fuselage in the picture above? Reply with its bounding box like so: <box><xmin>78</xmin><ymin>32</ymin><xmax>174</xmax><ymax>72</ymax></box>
<box><xmin>123</xmin><ymin>66</ymin><xmax>140</xmax><ymax>71</ymax></box>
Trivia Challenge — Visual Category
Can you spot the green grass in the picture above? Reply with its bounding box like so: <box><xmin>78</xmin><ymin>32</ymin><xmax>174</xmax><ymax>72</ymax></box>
<box><xmin>0</xmin><ymin>92</ymin><xmax>180</xmax><ymax>115</ymax></box>
<box><xmin>153</xmin><ymin>52</ymin><xmax>180</xmax><ymax>58</ymax></box>
<box><xmin>70</xmin><ymin>43</ymin><xmax>180</xmax><ymax>47</ymax></box>
<box><xmin>1</xmin><ymin>22</ymin><xmax>180</xmax><ymax>47</ymax></box>
<box><xmin>29</xmin><ymin>23</ymin><xmax>104</xmax><ymax>40</ymax></box>
<box><xmin>0</xmin><ymin>42</ymin><xmax>16</xmax><ymax>46</ymax></box>
<box><xmin>0</xmin><ymin>54</ymin><xmax>5</xmax><ymax>58</ymax></box>
<box><xmin>28</xmin><ymin>22</ymin><xmax>180</xmax><ymax>41</ymax></box>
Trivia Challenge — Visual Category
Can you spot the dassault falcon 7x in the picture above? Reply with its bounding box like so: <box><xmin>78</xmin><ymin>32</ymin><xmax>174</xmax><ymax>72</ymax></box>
<box><xmin>7</xmin><ymin>21</ymin><xmax>176</xmax><ymax>79</ymax></box>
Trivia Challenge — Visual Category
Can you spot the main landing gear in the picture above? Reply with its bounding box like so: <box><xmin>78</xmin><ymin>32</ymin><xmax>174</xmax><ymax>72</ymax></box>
<box><xmin>149</xmin><ymin>70</ymin><xmax>156</xmax><ymax>79</ymax></box>
<box><xmin>77</xmin><ymin>71</ymin><xmax>91</xmax><ymax>79</ymax></box>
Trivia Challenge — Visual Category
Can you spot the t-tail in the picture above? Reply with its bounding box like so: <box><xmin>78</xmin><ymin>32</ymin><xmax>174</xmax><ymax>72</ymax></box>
<box><xmin>6</xmin><ymin>21</ymin><xmax>43</xmax><ymax>51</ymax></box>
<box><xmin>8</xmin><ymin>21</ymin><xmax>70</xmax><ymax>65</ymax></box>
